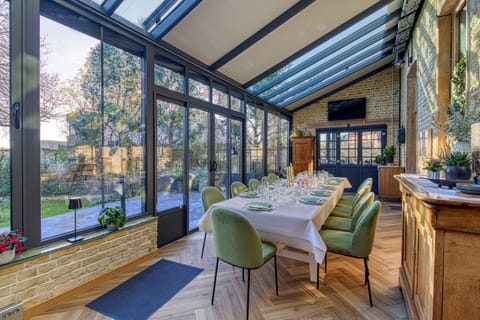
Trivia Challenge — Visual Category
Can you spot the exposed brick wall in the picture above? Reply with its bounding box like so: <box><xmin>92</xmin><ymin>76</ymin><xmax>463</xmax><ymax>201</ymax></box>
<box><xmin>0</xmin><ymin>219</ymin><xmax>157</xmax><ymax>310</ymax></box>
<box><xmin>293</xmin><ymin>68</ymin><xmax>401</xmax><ymax>164</ymax></box>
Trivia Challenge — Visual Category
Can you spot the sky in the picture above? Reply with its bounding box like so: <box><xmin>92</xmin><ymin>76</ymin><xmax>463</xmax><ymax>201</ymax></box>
<box><xmin>40</xmin><ymin>16</ymin><xmax>99</xmax><ymax>142</ymax></box>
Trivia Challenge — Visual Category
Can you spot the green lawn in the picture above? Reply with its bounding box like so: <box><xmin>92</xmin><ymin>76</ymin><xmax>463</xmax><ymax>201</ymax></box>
<box><xmin>0</xmin><ymin>198</ymin><xmax>97</xmax><ymax>228</ymax></box>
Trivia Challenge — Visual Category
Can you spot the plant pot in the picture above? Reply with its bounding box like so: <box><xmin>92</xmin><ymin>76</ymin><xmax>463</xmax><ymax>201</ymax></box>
<box><xmin>0</xmin><ymin>248</ymin><xmax>15</xmax><ymax>265</ymax></box>
<box><xmin>445</xmin><ymin>165</ymin><xmax>472</xmax><ymax>181</ymax></box>
<box><xmin>107</xmin><ymin>223</ymin><xmax>119</xmax><ymax>231</ymax></box>
<box><xmin>427</xmin><ymin>171</ymin><xmax>441</xmax><ymax>180</ymax></box>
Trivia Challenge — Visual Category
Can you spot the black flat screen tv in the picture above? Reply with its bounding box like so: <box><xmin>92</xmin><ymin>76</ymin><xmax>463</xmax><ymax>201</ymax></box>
<box><xmin>327</xmin><ymin>98</ymin><xmax>366</xmax><ymax>121</ymax></box>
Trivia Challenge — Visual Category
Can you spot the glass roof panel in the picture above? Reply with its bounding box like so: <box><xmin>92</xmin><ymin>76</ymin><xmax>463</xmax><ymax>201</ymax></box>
<box><xmin>114</xmin><ymin>0</ymin><xmax>167</xmax><ymax>28</ymax></box>
<box><xmin>247</xmin><ymin>4</ymin><xmax>390</xmax><ymax>96</ymax></box>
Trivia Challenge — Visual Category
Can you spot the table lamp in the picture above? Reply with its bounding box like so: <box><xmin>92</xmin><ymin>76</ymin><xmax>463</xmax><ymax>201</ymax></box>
<box><xmin>67</xmin><ymin>197</ymin><xmax>83</xmax><ymax>242</ymax></box>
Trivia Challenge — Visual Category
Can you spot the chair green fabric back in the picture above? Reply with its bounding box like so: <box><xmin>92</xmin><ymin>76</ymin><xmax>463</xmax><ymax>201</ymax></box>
<box><xmin>231</xmin><ymin>181</ymin><xmax>248</xmax><ymax>197</ymax></box>
<box><xmin>201</xmin><ymin>187</ymin><xmax>225</xmax><ymax>212</ymax></box>
<box><xmin>352</xmin><ymin>178</ymin><xmax>373</xmax><ymax>208</ymax></box>
<box><xmin>261</xmin><ymin>174</ymin><xmax>279</xmax><ymax>185</ymax></box>
<box><xmin>211</xmin><ymin>208</ymin><xmax>264</xmax><ymax>269</ymax></box>
<box><xmin>248</xmin><ymin>178</ymin><xmax>261</xmax><ymax>191</ymax></box>
<box><xmin>351</xmin><ymin>201</ymin><xmax>381</xmax><ymax>258</ymax></box>
<box><xmin>350</xmin><ymin>192</ymin><xmax>375</xmax><ymax>231</ymax></box>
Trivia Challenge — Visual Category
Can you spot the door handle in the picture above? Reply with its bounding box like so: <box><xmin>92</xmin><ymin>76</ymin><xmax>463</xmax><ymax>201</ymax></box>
<box><xmin>13</xmin><ymin>102</ymin><xmax>20</xmax><ymax>129</ymax></box>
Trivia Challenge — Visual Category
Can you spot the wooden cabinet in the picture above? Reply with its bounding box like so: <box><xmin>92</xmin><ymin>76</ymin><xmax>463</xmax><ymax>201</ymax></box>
<box><xmin>396</xmin><ymin>175</ymin><xmax>480</xmax><ymax>320</ymax></box>
<box><xmin>291</xmin><ymin>136</ymin><xmax>315</xmax><ymax>175</ymax></box>
<box><xmin>378</xmin><ymin>166</ymin><xmax>404</xmax><ymax>198</ymax></box>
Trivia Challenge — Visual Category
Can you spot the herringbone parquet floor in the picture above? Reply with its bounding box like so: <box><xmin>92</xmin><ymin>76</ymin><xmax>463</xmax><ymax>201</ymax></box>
<box><xmin>30</xmin><ymin>201</ymin><xmax>407</xmax><ymax>320</ymax></box>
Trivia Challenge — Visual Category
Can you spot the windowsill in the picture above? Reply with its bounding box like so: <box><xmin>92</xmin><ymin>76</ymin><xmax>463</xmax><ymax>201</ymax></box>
<box><xmin>0</xmin><ymin>216</ymin><xmax>157</xmax><ymax>269</ymax></box>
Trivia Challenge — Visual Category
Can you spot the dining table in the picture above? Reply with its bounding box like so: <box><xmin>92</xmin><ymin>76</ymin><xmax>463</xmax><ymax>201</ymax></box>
<box><xmin>198</xmin><ymin>177</ymin><xmax>352</xmax><ymax>282</ymax></box>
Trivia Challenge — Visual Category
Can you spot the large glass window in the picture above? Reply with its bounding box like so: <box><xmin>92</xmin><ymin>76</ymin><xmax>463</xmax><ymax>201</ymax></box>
<box><xmin>231</xmin><ymin>90</ymin><xmax>243</xmax><ymax>113</ymax></box>
<box><xmin>188</xmin><ymin>71</ymin><xmax>210</xmax><ymax>102</ymax></box>
<box><xmin>231</xmin><ymin>119</ymin><xmax>242</xmax><ymax>183</ymax></box>
<box><xmin>212</xmin><ymin>82</ymin><xmax>228</xmax><ymax>108</ymax></box>
<box><xmin>267</xmin><ymin>113</ymin><xmax>279</xmax><ymax>173</ymax></box>
<box><xmin>40</xmin><ymin>17</ymin><xmax>144</xmax><ymax>239</ymax></box>
<box><xmin>0</xmin><ymin>0</ymin><xmax>10</xmax><ymax>232</ymax></box>
<box><xmin>156</xmin><ymin>98</ymin><xmax>184</xmax><ymax>211</ymax></box>
<box><xmin>279</xmin><ymin>118</ymin><xmax>289</xmax><ymax>171</ymax></box>
<box><xmin>246</xmin><ymin>103</ymin><xmax>264</xmax><ymax>180</ymax></box>
<box><xmin>188</xmin><ymin>108</ymin><xmax>209</xmax><ymax>230</ymax></box>
<box><xmin>154</xmin><ymin>60</ymin><xmax>185</xmax><ymax>93</ymax></box>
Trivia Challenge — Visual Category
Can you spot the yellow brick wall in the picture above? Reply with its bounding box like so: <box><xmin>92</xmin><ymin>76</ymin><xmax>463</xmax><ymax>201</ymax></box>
<box><xmin>0</xmin><ymin>218</ymin><xmax>157</xmax><ymax>310</ymax></box>
<box><xmin>293</xmin><ymin>67</ymin><xmax>401</xmax><ymax>163</ymax></box>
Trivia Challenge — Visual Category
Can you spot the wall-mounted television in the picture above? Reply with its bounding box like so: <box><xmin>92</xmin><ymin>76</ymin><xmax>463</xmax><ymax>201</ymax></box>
<box><xmin>327</xmin><ymin>97</ymin><xmax>366</xmax><ymax>121</ymax></box>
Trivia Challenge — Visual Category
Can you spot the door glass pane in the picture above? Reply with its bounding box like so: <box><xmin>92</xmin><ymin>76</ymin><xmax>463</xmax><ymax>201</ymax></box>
<box><xmin>339</xmin><ymin>131</ymin><xmax>357</xmax><ymax>165</ymax></box>
<box><xmin>0</xmin><ymin>0</ymin><xmax>10</xmax><ymax>231</ymax></box>
<box><xmin>214</xmin><ymin>115</ymin><xmax>227</xmax><ymax>196</ymax></box>
<box><xmin>40</xmin><ymin>18</ymin><xmax>144</xmax><ymax>239</ymax></box>
<box><xmin>362</xmin><ymin>130</ymin><xmax>383</xmax><ymax>165</ymax></box>
<box><xmin>267</xmin><ymin>113</ymin><xmax>279</xmax><ymax>173</ymax></box>
<box><xmin>188</xmin><ymin>108</ymin><xmax>208</xmax><ymax>230</ymax></box>
<box><xmin>318</xmin><ymin>132</ymin><xmax>336</xmax><ymax>165</ymax></box>
<box><xmin>231</xmin><ymin>119</ymin><xmax>242</xmax><ymax>183</ymax></box>
<box><xmin>246</xmin><ymin>104</ymin><xmax>264</xmax><ymax>180</ymax></box>
<box><xmin>156</xmin><ymin>98</ymin><xmax>184</xmax><ymax>211</ymax></box>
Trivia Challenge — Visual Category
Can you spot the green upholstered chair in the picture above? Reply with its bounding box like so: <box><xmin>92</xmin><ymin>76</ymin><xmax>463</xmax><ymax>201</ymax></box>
<box><xmin>200</xmin><ymin>187</ymin><xmax>225</xmax><ymax>259</ymax></box>
<box><xmin>317</xmin><ymin>201</ymin><xmax>382</xmax><ymax>306</ymax></box>
<box><xmin>248</xmin><ymin>178</ymin><xmax>261</xmax><ymax>191</ymax></box>
<box><xmin>330</xmin><ymin>178</ymin><xmax>373</xmax><ymax>218</ymax></box>
<box><xmin>336</xmin><ymin>177</ymin><xmax>373</xmax><ymax>207</ymax></box>
<box><xmin>210</xmin><ymin>208</ymin><xmax>278</xmax><ymax>320</ymax></box>
<box><xmin>323</xmin><ymin>192</ymin><xmax>375</xmax><ymax>232</ymax></box>
<box><xmin>231</xmin><ymin>181</ymin><xmax>249</xmax><ymax>197</ymax></box>
<box><xmin>261</xmin><ymin>173</ymin><xmax>280</xmax><ymax>185</ymax></box>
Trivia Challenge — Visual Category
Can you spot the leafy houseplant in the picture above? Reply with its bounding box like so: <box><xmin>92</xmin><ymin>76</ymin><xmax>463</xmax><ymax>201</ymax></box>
<box><xmin>423</xmin><ymin>159</ymin><xmax>443</xmax><ymax>179</ymax></box>
<box><xmin>442</xmin><ymin>152</ymin><xmax>472</xmax><ymax>180</ymax></box>
<box><xmin>97</xmin><ymin>206</ymin><xmax>126</xmax><ymax>231</ymax></box>
<box><xmin>383</xmin><ymin>146</ymin><xmax>396</xmax><ymax>163</ymax></box>
<box><xmin>289</xmin><ymin>128</ymin><xmax>304</xmax><ymax>140</ymax></box>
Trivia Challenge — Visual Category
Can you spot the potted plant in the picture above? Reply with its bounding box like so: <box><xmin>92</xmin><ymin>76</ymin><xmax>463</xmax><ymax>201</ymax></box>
<box><xmin>97</xmin><ymin>206</ymin><xmax>126</xmax><ymax>231</ymax></box>
<box><xmin>383</xmin><ymin>145</ymin><xmax>396</xmax><ymax>164</ymax></box>
<box><xmin>0</xmin><ymin>230</ymin><xmax>27</xmax><ymax>265</ymax></box>
<box><xmin>289</xmin><ymin>128</ymin><xmax>304</xmax><ymax>140</ymax></box>
<box><xmin>423</xmin><ymin>159</ymin><xmax>443</xmax><ymax>179</ymax></box>
<box><xmin>442</xmin><ymin>151</ymin><xmax>472</xmax><ymax>181</ymax></box>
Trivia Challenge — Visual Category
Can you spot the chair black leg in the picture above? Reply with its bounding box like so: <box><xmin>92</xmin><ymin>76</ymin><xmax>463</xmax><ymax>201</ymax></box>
<box><xmin>242</xmin><ymin>268</ymin><xmax>245</xmax><ymax>282</ymax></box>
<box><xmin>201</xmin><ymin>232</ymin><xmax>207</xmax><ymax>259</ymax></box>
<box><xmin>364</xmin><ymin>257</ymin><xmax>373</xmax><ymax>307</ymax></box>
<box><xmin>316</xmin><ymin>263</ymin><xmax>320</xmax><ymax>289</ymax></box>
<box><xmin>324</xmin><ymin>252</ymin><xmax>327</xmax><ymax>273</ymax></box>
<box><xmin>211</xmin><ymin>257</ymin><xmax>219</xmax><ymax>305</ymax></box>
<box><xmin>246</xmin><ymin>269</ymin><xmax>251</xmax><ymax>320</ymax></box>
<box><xmin>274</xmin><ymin>255</ymin><xmax>278</xmax><ymax>296</ymax></box>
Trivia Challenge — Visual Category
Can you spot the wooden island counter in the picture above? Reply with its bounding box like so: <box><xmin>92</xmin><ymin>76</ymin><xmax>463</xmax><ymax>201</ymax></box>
<box><xmin>395</xmin><ymin>175</ymin><xmax>480</xmax><ymax>320</ymax></box>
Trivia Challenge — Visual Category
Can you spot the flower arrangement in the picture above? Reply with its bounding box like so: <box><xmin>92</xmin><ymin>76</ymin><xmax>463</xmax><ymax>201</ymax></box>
<box><xmin>0</xmin><ymin>230</ymin><xmax>27</xmax><ymax>254</ymax></box>
<box><xmin>423</xmin><ymin>159</ymin><xmax>444</xmax><ymax>172</ymax></box>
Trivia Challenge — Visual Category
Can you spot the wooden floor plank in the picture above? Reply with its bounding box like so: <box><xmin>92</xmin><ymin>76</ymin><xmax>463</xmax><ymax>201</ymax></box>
<box><xmin>30</xmin><ymin>201</ymin><xmax>407</xmax><ymax>320</ymax></box>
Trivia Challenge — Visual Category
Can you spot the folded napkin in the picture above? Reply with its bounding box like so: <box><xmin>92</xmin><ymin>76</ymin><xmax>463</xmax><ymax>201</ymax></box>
<box><xmin>311</xmin><ymin>190</ymin><xmax>332</xmax><ymax>196</ymax></box>
<box><xmin>299</xmin><ymin>196</ymin><xmax>326</xmax><ymax>205</ymax></box>
<box><xmin>245</xmin><ymin>201</ymin><xmax>274</xmax><ymax>210</ymax></box>
<box><xmin>239</xmin><ymin>191</ymin><xmax>258</xmax><ymax>198</ymax></box>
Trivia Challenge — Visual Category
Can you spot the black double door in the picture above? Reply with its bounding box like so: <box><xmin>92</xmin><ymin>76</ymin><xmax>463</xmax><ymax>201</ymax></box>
<box><xmin>316</xmin><ymin>126</ymin><xmax>387</xmax><ymax>193</ymax></box>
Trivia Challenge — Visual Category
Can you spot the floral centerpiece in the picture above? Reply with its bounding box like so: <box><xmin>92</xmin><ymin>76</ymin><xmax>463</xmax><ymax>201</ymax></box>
<box><xmin>0</xmin><ymin>230</ymin><xmax>26</xmax><ymax>264</ymax></box>
<box><xmin>423</xmin><ymin>159</ymin><xmax>443</xmax><ymax>179</ymax></box>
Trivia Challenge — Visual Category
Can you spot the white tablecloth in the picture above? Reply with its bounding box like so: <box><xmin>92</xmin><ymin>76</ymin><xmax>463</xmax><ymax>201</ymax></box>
<box><xmin>198</xmin><ymin>179</ymin><xmax>352</xmax><ymax>266</ymax></box>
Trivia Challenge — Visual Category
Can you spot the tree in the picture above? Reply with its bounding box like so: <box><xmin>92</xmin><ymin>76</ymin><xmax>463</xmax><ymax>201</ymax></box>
<box><xmin>0</xmin><ymin>1</ymin><xmax>67</xmax><ymax>130</ymax></box>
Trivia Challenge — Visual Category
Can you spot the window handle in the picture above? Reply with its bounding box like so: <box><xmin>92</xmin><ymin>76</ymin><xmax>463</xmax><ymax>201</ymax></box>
<box><xmin>13</xmin><ymin>102</ymin><xmax>20</xmax><ymax>129</ymax></box>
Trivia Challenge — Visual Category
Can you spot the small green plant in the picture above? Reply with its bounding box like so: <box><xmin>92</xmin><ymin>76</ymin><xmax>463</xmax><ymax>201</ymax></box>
<box><xmin>383</xmin><ymin>145</ymin><xmax>396</xmax><ymax>163</ymax></box>
<box><xmin>97</xmin><ymin>206</ymin><xmax>126</xmax><ymax>230</ymax></box>
<box><xmin>442</xmin><ymin>152</ymin><xmax>471</xmax><ymax>167</ymax></box>
<box><xmin>289</xmin><ymin>128</ymin><xmax>304</xmax><ymax>140</ymax></box>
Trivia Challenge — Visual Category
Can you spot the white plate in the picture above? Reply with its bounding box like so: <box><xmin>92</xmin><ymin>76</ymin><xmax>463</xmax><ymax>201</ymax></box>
<box><xmin>244</xmin><ymin>201</ymin><xmax>276</xmax><ymax>211</ymax></box>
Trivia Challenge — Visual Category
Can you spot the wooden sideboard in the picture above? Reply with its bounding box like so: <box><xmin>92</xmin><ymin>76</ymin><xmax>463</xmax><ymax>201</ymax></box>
<box><xmin>378</xmin><ymin>166</ymin><xmax>404</xmax><ymax>198</ymax></box>
<box><xmin>395</xmin><ymin>175</ymin><xmax>480</xmax><ymax>320</ymax></box>
<box><xmin>291</xmin><ymin>136</ymin><xmax>315</xmax><ymax>175</ymax></box>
